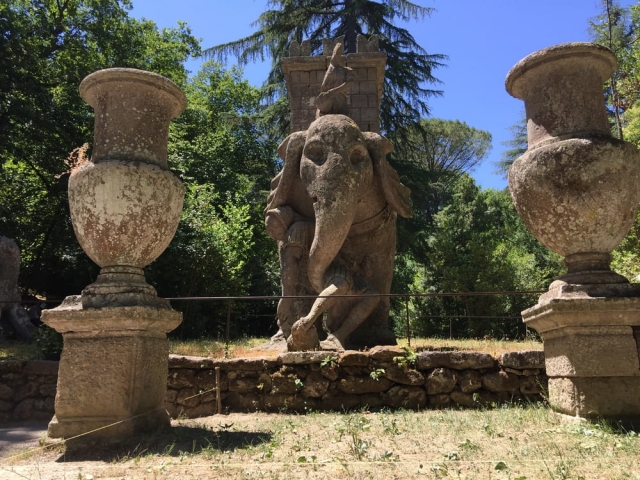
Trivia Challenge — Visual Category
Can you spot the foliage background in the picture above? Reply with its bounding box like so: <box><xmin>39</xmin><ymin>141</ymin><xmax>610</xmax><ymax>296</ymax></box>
<box><xmin>21</xmin><ymin>0</ymin><xmax>640</xmax><ymax>344</ymax></box>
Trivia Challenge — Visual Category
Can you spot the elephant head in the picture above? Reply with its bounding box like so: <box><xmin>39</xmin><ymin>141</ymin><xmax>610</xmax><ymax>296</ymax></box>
<box><xmin>301</xmin><ymin>115</ymin><xmax>377</xmax><ymax>291</ymax></box>
<box><xmin>267</xmin><ymin>114</ymin><xmax>411</xmax><ymax>294</ymax></box>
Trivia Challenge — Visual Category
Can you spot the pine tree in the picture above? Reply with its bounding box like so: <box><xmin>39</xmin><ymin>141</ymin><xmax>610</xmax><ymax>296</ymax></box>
<box><xmin>205</xmin><ymin>0</ymin><xmax>447</xmax><ymax>138</ymax></box>
<box><xmin>494</xmin><ymin>113</ymin><xmax>527</xmax><ymax>178</ymax></box>
<box><xmin>393</xmin><ymin>119</ymin><xmax>492</xmax><ymax>264</ymax></box>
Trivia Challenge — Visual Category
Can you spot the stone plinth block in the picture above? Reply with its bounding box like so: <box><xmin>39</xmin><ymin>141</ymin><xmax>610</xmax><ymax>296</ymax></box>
<box><xmin>523</xmin><ymin>292</ymin><xmax>640</xmax><ymax>424</ymax></box>
<box><xmin>549</xmin><ymin>377</ymin><xmax>640</xmax><ymax>423</ymax></box>
<box><xmin>278</xmin><ymin>351</ymin><xmax>338</xmax><ymax>365</ymax></box>
<box><xmin>42</xmin><ymin>296</ymin><xmax>181</xmax><ymax>440</ymax></box>
<box><xmin>523</xmin><ymin>294</ymin><xmax>640</xmax><ymax>378</ymax></box>
<box><xmin>523</xmin><ymin>285</ymin><xmax>640</xmax><ymax>332</ymax></box>
<box><xmin>543</xmin><ymin>325</ymin><xmax>640</xmax><ymax>377</ymax></box>
<box><xmin>416</xmin><ymin>351</ymin><xmax>496</xmax><ymax>370</ymax></box>
<box><xmin>499</xmin><ymin>350</ymin><xmax>545</xmax><ymax>370</ymax></box>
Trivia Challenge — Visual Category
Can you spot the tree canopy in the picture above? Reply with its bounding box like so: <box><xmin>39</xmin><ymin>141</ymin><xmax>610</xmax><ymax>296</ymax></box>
<box><xmin>393</xmin><ymin>118</ymin><xmax>492</xmax><ymax>265</ymax></box>
<box><xmin>589</xmin><ymin>0</ymin><xmax>640</xmax><ymax>139</ymax></box>
<box><xmin>0</xmin><ymin>0</ymin><xmax>200</xmax><ymax>298</ymax></box>
<box><xmin>494</xmin><ymin>113</ymin><xmax>527</xmax><ymax>179</ymax></box>
<box><xmin>402</xmin><ymin>175</ymin><xmax>563</xmax><ymax>339</ymax></box>
<box><xmin>148</xmin><ymin>62</ymin><xmax>280</xmax><ymax>338</ymax></box>
<box><xmin>589</xmin><ymin>1</ymin><xmax>640</xmax><ymax>282</ymax></box>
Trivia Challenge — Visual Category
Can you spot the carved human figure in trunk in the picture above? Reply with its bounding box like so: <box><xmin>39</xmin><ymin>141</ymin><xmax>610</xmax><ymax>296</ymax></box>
<box><xmin>314</xmin><ymin>42</ymin><xmax>355</xmax><ymax>117</ymax></box>
<box><xmin>265</xmin><ymin>114</ymin><xmax>411</xmax><ymax>351</ymax></box>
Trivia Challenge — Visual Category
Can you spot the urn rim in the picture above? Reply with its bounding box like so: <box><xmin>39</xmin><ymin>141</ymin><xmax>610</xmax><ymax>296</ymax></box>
<box><xmin>505</xmin><ymin>42</ymin><xmax>616</xmax><ymax>100</ymax></box>
<box><xmin>79</xmin><ymin>67</ymin><xmax>187</xmax><ymax>118</ymax></box>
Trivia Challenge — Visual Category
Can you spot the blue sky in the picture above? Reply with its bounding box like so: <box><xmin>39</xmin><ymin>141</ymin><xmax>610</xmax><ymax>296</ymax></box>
<box><xmin>130</xmin><ymin>0</ymin><xmax>630</xmax><ymax>190</ymax></box>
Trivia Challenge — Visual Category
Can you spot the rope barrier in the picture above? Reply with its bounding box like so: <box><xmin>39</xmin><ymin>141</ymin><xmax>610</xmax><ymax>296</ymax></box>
<box><xmin>0</xmin><ymin>381</ymin><xmax>222</xmax><ymax>466</ymax></box>
<box><xmin>164</xmin><ymin>290</ymin><xmax>546</xmax><ymax>301</ymax></box>
<box><xmin>0</xmin><ymin>290</ymin><xmax>546</xmax><ymax>305</ymax></box>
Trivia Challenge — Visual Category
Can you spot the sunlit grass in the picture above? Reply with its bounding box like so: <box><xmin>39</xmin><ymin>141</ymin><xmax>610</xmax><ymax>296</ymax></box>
<box><xmin>400</xmin><ymin>336</ymin><xmax>543</xmax><ymax>357</ymax></box>
<box><xmin>0</xmin><ymin>341</ymin><xmax>40</xmax><ymax>361</ymax></box>
<box><xmin>0</xmin><ymin>335</ymin><xmax>543</xmax><ymax>362</ymax></box>
<box><xmin>7</xmin><ymin>405</ymin><xmax>639</xmax><ymax>479</ymax></box>
<box><xmin>169</xmin><ymin>337</ymin><xmax>275</xmax><ymax>358</ymax></box>
<box><xmin>167</xmin><ymin>336</ymin><xmax>542</xmax><ymax>358</ymax></box>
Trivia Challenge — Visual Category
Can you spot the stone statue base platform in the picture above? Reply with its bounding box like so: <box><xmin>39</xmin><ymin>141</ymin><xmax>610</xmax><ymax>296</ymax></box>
<box><xmin>523</xmin><ymin>282</ymin><xmax>640</xmax><ymax>425</ymax></box>
<box><xmin>42</xmin><ymin>296</ymin><xmax>182</xmax><ymax>440</ymax></box>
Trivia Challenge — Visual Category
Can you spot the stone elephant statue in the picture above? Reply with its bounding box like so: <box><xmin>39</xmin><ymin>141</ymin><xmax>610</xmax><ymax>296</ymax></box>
<box><xmin>265</xmin><ymin>114</ymin><xmax>411</xmax><ymax>351</ymax></box>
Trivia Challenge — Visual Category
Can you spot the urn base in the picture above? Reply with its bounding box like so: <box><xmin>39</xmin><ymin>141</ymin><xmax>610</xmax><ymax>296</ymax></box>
<box><xmin>557</xmin><ymin>252</ymin><xmax>629</xmax><ymax>285</ymax></box>
<box><xmin>82</xmin><ymin>265</ymin><xmax>171</xmax><ymax>309</ymax></box>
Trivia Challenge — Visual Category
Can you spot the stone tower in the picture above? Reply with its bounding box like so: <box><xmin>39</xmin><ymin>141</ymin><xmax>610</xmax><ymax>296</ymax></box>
<box><xmin>282</xmin><ymin>35</ymin><xmax>387</xmax><ymax>133</ymax></box>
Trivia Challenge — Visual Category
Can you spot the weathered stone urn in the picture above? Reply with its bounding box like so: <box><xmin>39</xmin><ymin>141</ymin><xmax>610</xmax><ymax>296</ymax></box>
<box><xmin>70</xmin><ymin>68</ymin><xmax>186</xmax><ymax>309</ymax></box>
<box><xmin>42</xmin><ymin>68</ymin><xmax>185</xmax><ymax>440</ymax></box>
<box><xmin>506</xmin><ymin>43</ymin><xmax>640</xmax><ymax>425</ymax></box>
<box><xmin>507</xmin><ymin>42</ymin><xmax>640</xmax><ymax>287</ymax></box>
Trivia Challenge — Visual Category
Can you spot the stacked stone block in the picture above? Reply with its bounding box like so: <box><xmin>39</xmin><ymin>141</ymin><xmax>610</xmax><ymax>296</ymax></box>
<box><xmin>0</xmin><ymin>349</ymin><xmax>547</xmax><ymax>421</ymax></box>
<box><xmin>282</xmin><ymin>36</ymin><xmax>386</xmax><ymax>133</ymax></box>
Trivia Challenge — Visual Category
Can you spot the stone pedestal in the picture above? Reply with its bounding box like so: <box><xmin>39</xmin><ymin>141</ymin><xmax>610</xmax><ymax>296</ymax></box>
<box><xmin>523</xmin><ymin>284</ymin><xmax>640</xmax><ymax>424</ymax></box>
<box><xmin>39</xmin><ymin>68</ymin><xmax>185</xmax><ymax>442</ymax></box>
<box><xmin>42</xmin><ymin>296</ymin><xmax>181</xmax><ymax>439</ymax></box>
<box><xmin>505</xmin><ymin>43</ymin><xmax>640</xmax><ymax>426</ymax></box>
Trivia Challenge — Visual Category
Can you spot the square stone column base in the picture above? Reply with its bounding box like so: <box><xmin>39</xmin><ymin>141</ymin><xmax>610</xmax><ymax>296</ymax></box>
<box><xmin>543</xmin><ymin>325</ymin><xmax>640</xmax><ymax>377</ymax></box>
<box><xmin>549</xmin><ymin>377</ymin><xmax>640</xmax><ymax>425</ymax></box>
<box><xmin>42</xmin><ymin>296</ymin><xmax>182</xmax><ymax>440</ymax></box>
<box><xmin>523</xmin><ymin>289</ymin><xmax>640</xmax><ymax>425</ymax></box>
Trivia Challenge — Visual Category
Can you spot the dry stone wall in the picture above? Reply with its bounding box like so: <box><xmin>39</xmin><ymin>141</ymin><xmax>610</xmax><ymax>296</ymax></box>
<box><xmin>166</xmin><ymin>346</ymin><xmax>547</xmax><ymax>418</ymax></box>
<box><xmin>0</xmin><ymin>347</ymin><xmax>546</xmax><ymax>422</ymax></box>
<box><xmin>0</xmin><ymin>360</ymin><xmax>58</xmax><ymax>422</ymax></box>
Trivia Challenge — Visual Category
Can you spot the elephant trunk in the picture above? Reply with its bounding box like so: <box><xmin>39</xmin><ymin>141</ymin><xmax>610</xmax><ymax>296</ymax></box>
<box><xmin>308</xmin><ymin>205</ymin><xmax>355</xmax><ymax>292</ymax></box>
<box><xmin>306</xmin><ymin>155</ymin><xmax>362</xmax><ymax>292</ymax></box>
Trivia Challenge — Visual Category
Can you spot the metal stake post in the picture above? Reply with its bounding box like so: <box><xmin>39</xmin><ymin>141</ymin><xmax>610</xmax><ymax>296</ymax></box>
<box><xmin>405</xmin><ymin>295</ymin><xmax>411</xmax><ymax>347</ymax></box>
<box><xmin>226</xmin><ymin>300</ymin><xmax>231</xmax><ymax>354</ymax></box>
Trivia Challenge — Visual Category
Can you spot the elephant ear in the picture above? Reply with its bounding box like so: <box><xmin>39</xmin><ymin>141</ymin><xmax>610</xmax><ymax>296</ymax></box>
<box><xmin>363</xmin><ymin>132</ymin><xmax>412</xmax><ymax>218</ymax></box>
<box><xmin>265</xmin><ymin>131</ymin><xmax>307</xmax><ymax>213</ymax></box>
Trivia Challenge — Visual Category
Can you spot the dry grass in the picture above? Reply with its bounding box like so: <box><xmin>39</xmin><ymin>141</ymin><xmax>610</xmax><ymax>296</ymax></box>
<box><xmin>0</xmin><ymin>341</ymin><xmax>40</xmax><ymax>361</ymax></box>
<box><xmin>401</xmin><ymin>337</ymin><xmax>543</xmax><ymax>357</ymax></box>
<box><xmin>0</xmin><ymin>336</ymin><xmax>543</xmax><ymax>362</ymax></box>
<box><xmin>169</xmin><ymin>337</ymin><xmax>276</xmax><ymax>358</ymax></box>
<box><xmin>3</xmin><ymin>405</ymin><xmax>639</xmax><ymax>479</ymax></box>
<box><xmin>168</xmin><ymin>336</ymin><xmax>543</xmax><ymax>359</ymax></box>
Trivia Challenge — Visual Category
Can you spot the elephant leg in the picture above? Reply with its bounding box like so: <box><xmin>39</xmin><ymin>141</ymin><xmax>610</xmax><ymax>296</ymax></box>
<box><xmin>277</xmin><ymin>245</ymin><xmax>303</xmax><ymax>338</ymax></box>
<box><xmin>321</xmin><ymin>287</ymin><xmax>380</xmax><ymax>351</ymax></box>
<box><xmin>289</xmin><ymin>274</ymin><xmax>350</xmax><ymax>351</ymax></box>
<box><xmin>277</xmin><ymin>220</ymin><xmax>314</xmax><ymax>339</ymax></box>
<box><xmin>293</xmin><ymin>262</ymin><xmax>380</xmax><ymax>352</ymax></box>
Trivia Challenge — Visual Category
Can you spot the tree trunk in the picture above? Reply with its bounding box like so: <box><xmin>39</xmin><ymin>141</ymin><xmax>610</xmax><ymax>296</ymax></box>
<box><xmin>343</xmin><ymin>0</ymin><xmax>358</xmax><ymax>54</ymax></box>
